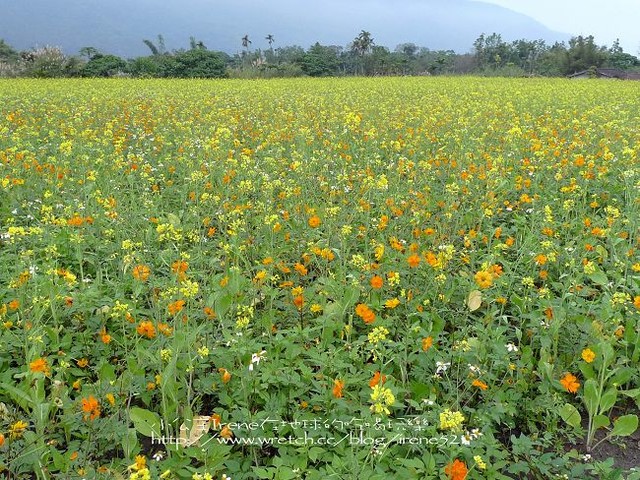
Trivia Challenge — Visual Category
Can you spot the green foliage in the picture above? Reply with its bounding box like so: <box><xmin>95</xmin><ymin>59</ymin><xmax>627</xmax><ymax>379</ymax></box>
<box><xmin>161</xmin><ymin>49</ymin><xmax>228</xmax><ymax>78</ymax></box>
<box><xmin>300</xmin><ymin>43</ymin><xmax>340</xmax><ymax>77</ymax></box>
<box><xmin>563</xmin><ymin>35</ymin><xmax>608</xmax><ymax>75</ymax></box>
<box><xmin>81</xmin><ymin>54</ymin><xmax>127</xmax><ymax>77</ymax></box>
<box><xmin>0</xmin><ymin>38</ymin><xmax>19</xmax><ymax>62</ymax></box>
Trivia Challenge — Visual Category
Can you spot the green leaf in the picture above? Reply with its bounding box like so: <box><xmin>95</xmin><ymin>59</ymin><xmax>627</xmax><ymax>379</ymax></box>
<box><xmin>609</xmin><ymin>367</ymin><xmax>634</xmax><ymax>386</ymax></box>
<box><xmin>583</xmin><ymin>379</ymin><xmax>599</xmax><ymax>416</ymax></box>
<box><xmin>593</xmin><ymin>414</ymin><xmax>610</xmax><ymax>430</ymax></box>
<box><xmin>129</xmin><ymin>407</ymin><xmax>162</xmax><ymax>438</ymax></box>
<box><xmin>122</xmin><ymin>428</ymin><xmax>139</xmax><ymax>459</ymax></box>
<box><xmin>167</xmin><ymin>213</ymin><xmax>181</xmax><ymax>227</ymax></box>
<box><xmin>611</xmin><ymin>415</ymin><xmax>638</xmax><ymax>437</ymax></box>
<box><xmin>559</xmin><ymin>403</ymin><xmax>582</xmax><ymax>429</ymax></box>
<box><xmin>600</xmin><ymin>343</ymin><xmax>614</xmax><ymax>367</ymax></box>
<box><xmin>99</xmin><ymin>362</ymin><xmax>116</xmax><ymax>383</ymax></box>
<box><xmin>308</xmin><ymin>447</ymin><xmax>325</xmax><ymax>462</ymax></box>
<box><xmin>588</xmin><ymin>270</ymin><xmax>608</xmax><ymax>286</ymax></box>
<box><xmin>599</xmin><ymin>388</ymin><xmax>617</xmax><ymax>413</ymax></box>
<box><xmin>622</xmin><ymin>388</ymin><xmax>640</xmax><ymax>400</ymax></box>
<box><xmin>0</xmin><ymin>382</ymin><xmax>33</xmax><ymax>412</ymax></box>
<box><xmin>215</xmin><ymin>294</ymin><xmax>234</xmax><ymax>318</ymax></box>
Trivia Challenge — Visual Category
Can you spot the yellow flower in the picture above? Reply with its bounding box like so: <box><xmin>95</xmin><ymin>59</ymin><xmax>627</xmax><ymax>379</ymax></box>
<box><xmin>368</xmin><ymin>326</ymin><xmax>389</xmax><ymax>345</ymax></box>
<box><xmin>474</xmin><ymin>270</ymin><xmax>493</xmax><ymax>289</ymax></box>
<box><xmin>9</xmin><ymin>420</ymin><xmax>28</xmax><ymax>439</ymax></box>
<box><xmin>385</xmin><ymin>298</ymin><xmax>400</xmax><ymax>309</ymax></box>
<box><xmin>439</xmin><ymin>409</ymin><xmax>465</xmax><ymax>431</ymax></box>
<box><xmin>581</xmin><ymin>348</ymin><xmax>596</xmax><ymax>363</ymax></box>
<box><xmin>370</xmin><ymin>384</ymin><xmax>395</xmax><ymax>415</ymax></box>
<box><xmin>474</xmin><ymin>455</ymin><xmax>487</xmax><ymax>470</ymax></box>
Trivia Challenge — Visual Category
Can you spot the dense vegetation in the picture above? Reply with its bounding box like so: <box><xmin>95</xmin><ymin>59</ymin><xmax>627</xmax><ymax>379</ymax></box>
<box><xmin>1</xmin><ymin>77</ymin><xmax>639</xmax><ymax>479</ymax></box>
<box><xmin>0</xmin><ymin>31</ymin><xmax>639</xmax><ymax>79</ymax></box>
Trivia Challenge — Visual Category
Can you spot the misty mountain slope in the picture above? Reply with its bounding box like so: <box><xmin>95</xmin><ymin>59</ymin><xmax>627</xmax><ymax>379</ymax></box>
<box><xmin>0</xmin><ymin>0</ymin><xmax>568</xmax><ymax>56</ymax></box>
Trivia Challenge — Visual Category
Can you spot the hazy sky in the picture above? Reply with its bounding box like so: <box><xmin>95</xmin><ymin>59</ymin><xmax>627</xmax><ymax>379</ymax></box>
<box><xmin>482</xmin><ymin>0</ymin><xmax>639</xmax><ymax>54</ymax></box>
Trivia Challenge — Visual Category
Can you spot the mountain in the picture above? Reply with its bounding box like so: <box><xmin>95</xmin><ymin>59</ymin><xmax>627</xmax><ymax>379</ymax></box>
<box><xmin>0</xmin><ymin>0</ymin><xmax>568</xmax><ymax>57</ymax></box>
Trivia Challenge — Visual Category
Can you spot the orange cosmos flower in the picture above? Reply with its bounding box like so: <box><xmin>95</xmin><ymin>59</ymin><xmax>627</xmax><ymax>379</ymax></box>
<box><xmin>634</xmin><ymin>295</ymin><xmax>640</xmax><ymax>310</ymax></box>
<box><xmin>99</xmin><ymin>327</ymin><xmax>111</xmax><ymax>344</ymax></box>
<box><xmin>293</xmin><ymin>295</ymin><xmax>305</xmax><ymax>310</ymax></box>
<box><xmin>369</xmin><ymin>371</ymin><xmax>387</xmax><ymax>388</ymax></box>
<box><xmin>445</xmin><ymin>459</ymin><xmax>468</xmax><ymax>480</ymax></box>
<box><xmin>472</xmin><ymin>379</ymin><xmax>488</xmax><ymax>390</ymax></box>
<box><xmin>355</xmin><ymin>303</ymin><xmax>375</xmax><ymax>324</ymax></box>
<box><xmin>294</xmin><ymin>263</ymin><xmax>308</xmax><ymax>276</ymax></box>
<box><xmin>490</xmin><ymin>264</ymin><xmax>503</xmax><ymax>278</ymax></box>
<box><xmin>422</xmin><ymin>336</ymin><xmax>434</xmax><ymax>352</ymax></box>
<box><xmin>168</xmin><ymin>299</ymin><xmax>186</xmax><ymax>315</ymax></box>
<box><xmin>136</xmin><ymin>321</ymin><xmax>156</xmax><ymax>339</ymax></box>
<box><xmin>308</xmin><ymin>215</ymin><xmax>321</xmax><ymax>228</ymax></box>
<box><xmin>8</xmin><ymin>299</ymin><xmax>20</xmax><ymax>310</ymax></box>
<box><xmin>81</xmin><ymin>395</ymin><xmax>100</xmax><ymax>421</ymax></box>
<box><xmin>534</xmin><ymin>254</ymin><xmax>547</xmax><ymax>266</ymax></box>
<box><xmin>171</xmin><ymin>260</ymin><xmax>188</xmax><ymax>276</ymax></box>
<box><xmin>332</xmin><ymin>379</ymin><xmax>345</xmax><ymax>398</ymax></box>
<box><xmin>370</xmin><ymin>275</ymin><xmax>383</xmax><ymax>289</ymax></box>
<box><xmin>29</xmin><ymin>357</ymin><xmax>50</xmax><ymax>376</ymax></box>
<box><xmin>219</xmin><ymin>368</ymin><xmax>232</xmax><ymax>383</ymax></box>
<box><xmin>157</xmin><ymin>322</ymin><xmax>173</xmax><ymax>336</ymax></box>
<box><xmin>560</xmin><ymin>373</ymin><xmax>580</xmax><ymax>393</ymax></box>
<box><xmin>203</xmin><ymin>306</ymin><xmax>216</xmax><ymax>319</ymax></box>
<box><xmin>407</xmin><ymin>254</ymin><xmax>421</xmax><ymax>268</ymax></box>
<box><xmin>67</xmin><ymin>215</ymin><xmax>85</xmax><ymax>227</ymax></box>
<box><xmin>132</xmin><ymin>264</ymin><xmax>150</xmax><ymax>282</ymax></box>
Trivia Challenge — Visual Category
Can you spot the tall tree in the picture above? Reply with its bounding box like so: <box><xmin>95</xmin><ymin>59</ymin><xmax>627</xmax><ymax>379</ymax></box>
<box><xmin>189</xmin><ymin>37</ymin><xmax>206</xmax><ymax>50</ymax></box>
<box><xmin>350</xmin><ymin>30</ymin><xmax>375</xmax><ymax>75</ymax></box>
<box><xmin>241</xmin><ymin>35</ymin><xmax>252</xmax><ymax>51</ymax></box>
<box><xmin>266</xmin><ymin>34</ymin><xmax>275</xmax><ymax>51</ymax></box>
<box><xmin>143</xmin><ymin>39</ymin><xmax>159</xmax><ymax>56</ymax></box>
<box><xmin>0</xmin><ymin>39</ymin><xmax>19</xmax><ymax>62</ymax></box>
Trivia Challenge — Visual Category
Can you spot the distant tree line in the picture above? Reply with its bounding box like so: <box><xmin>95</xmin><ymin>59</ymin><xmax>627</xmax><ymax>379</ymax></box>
<box><xmin>0</xmin><ymin>31</ymin><xmax>638</xmax><ymax>79</ymax></box>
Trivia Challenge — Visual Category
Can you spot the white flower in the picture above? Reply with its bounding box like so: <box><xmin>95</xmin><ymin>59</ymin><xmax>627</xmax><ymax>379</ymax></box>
<box><xmin>249</xmin><ymin>350</ymin><xmax>267</xmax><ymax>371</ymax></box>
<box><xmin>506</xmin><ymin>343</ymin><xmax>519</xmax><ymax>353</ymax></box>
<box><xmin>435</xmin><ymin>361</ymin><xmax>450</xmax><ymax>375</ymax></box>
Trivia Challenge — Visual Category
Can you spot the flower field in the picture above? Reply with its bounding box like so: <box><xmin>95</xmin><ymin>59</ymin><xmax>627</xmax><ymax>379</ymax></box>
<box><xmin>1</xmin><ymin>77</ymin><xmax>639</xmax><ymax>479</ymax></box>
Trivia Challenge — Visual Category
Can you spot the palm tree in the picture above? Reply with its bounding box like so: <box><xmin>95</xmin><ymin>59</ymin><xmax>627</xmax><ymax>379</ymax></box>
<box><xmin>241</xmin><ymin>35</ymin><xmax>252</xmax><ymax>51</ymax></box>
<box><xmin>351</xmin><ymin>30</ymin><xmax>374</xmax><ymax>75</ymax></box>
<box><xmin>265</xmin><ymin>34</ymin><xmax>275</xmax><ymax>50</ymax></box>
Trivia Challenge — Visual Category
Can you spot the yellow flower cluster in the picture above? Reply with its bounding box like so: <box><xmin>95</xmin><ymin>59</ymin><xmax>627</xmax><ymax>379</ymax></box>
<box><xmin>439</xmin><ymin>409</ymin><xmax>465</xmax><ymax>431</ymax></box>
<box><xmin>370</xmin><ymin>385</ymin><xmax>395</xmax><ymax>415</ymax></box>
